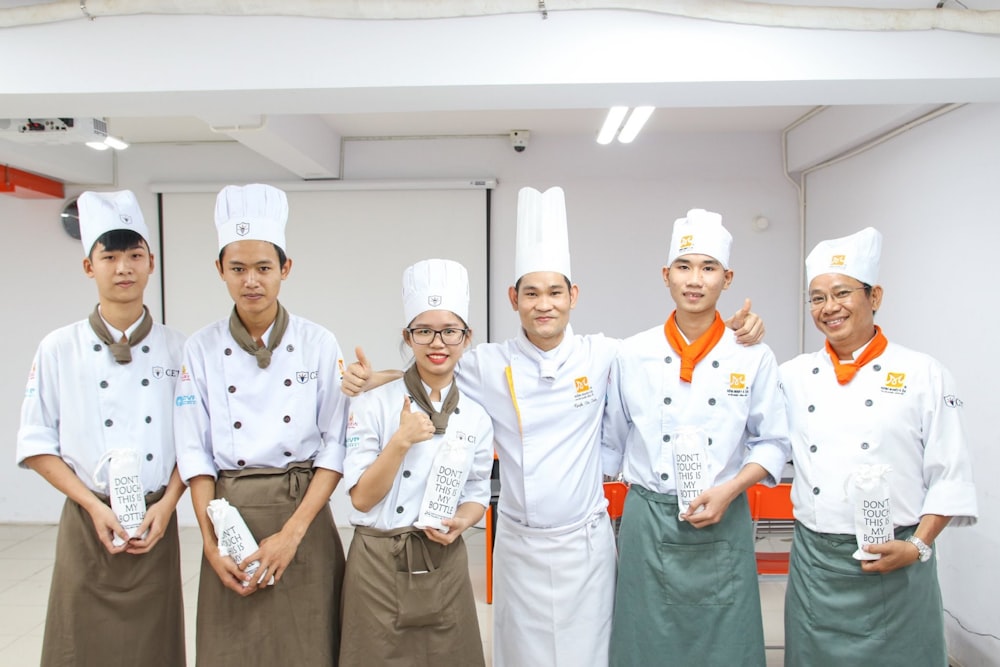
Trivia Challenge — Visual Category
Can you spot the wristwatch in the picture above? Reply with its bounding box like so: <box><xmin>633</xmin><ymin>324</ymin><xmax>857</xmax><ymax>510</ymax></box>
<box><xmin>906</xmin><ymin>535</ymin><xmax>933</xmax><ymax>563</ymax></box>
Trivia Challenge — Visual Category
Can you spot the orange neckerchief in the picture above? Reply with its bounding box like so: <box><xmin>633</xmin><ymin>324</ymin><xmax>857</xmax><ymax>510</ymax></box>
<box><xmin>825</xmin><ymin>326</ymin><xmax>888</xmax><ymax>385</ymax></box>
<box><xmin>663</xmin><ymin>311</ymin><xmax>726</xmax><ymax>383</ymax></box>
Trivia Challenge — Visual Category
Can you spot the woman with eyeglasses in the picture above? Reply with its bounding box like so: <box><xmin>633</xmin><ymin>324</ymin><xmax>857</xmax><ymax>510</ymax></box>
<box><xmin>339</xmin><ymin>259</ymin><xmax>492</xmax><ymax>667</ymax></box>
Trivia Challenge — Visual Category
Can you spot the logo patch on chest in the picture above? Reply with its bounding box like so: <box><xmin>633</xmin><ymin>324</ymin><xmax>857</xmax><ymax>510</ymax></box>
<box><xmin>880</xmin><ymin>371</ymin><xmax>907</xmax><ymax>395</ymax></box>
<box><xmin>573</xmin><ymin>375</ymin><xmax>596</xmax><ymax>408</ymax></box>
<box><xmin>726</xmin><ymin>372</ymin><xmax>749</xmax><ymax>397</ymax></box>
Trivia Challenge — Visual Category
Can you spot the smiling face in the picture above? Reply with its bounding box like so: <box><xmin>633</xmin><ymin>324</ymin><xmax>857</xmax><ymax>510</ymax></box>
<box><xmin>808</xmin><ymin>273</ymin><xmax>883</xmax><ymax>358</ymax></box>
<box><xmin>215</xmin><ymin>240</ymin><xmax>291</xmax><ymax>322</ymax></box>
<box><xmin>508</xmin><ymin>271</ymin><xmax>578</xmax><ymax>351</ymax></box>
<box><xmin>663</xmin><ymin>254</ymin><xmax>732</xmax><ymax>317</ymax></box>
<box><xmin>83</xmin><ymin>239</ymin><xmax>154</xmax><ymax>308</ymax></box>
<box><xmin>404</xmin><ymin>309</ymin><xmax>470</xmax><ymax>389</ymax></box>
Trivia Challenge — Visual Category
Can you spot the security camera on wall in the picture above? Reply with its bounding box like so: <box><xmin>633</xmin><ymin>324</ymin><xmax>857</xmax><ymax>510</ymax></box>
<box><xmin>510</xmin><ymin>130</ymin><xmax>530</xmax><ymax>153</ymax></box>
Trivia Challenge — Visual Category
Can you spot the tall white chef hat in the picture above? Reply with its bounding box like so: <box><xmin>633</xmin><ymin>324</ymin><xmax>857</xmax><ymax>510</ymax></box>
<box><xmin>667</xmin><ymin>208</ymin><xmax>733</xmax><ymax>269</ymax></box>
<box><xmin>77</xmin><ymin>190</ymin><xmax>150</xmax><ymax>256</ymax></box>
<box><xmin>514</xmin><ymin>186</ymin><xmax>572</xmax><ymax>282</ymax></box>
<box><xmin>402</xmin><ymin>258</ymin><xmax>470</xmax><ymax>325</ymax></box>
<box><xmin>215</xmin><ymin>184</ymin><xmax>288</xmax><ymax>252</ymax></box>
<box><xmin>806</xmin><ymin>227</ymin><xmax>882</xmax><ymax>286</ymax></box>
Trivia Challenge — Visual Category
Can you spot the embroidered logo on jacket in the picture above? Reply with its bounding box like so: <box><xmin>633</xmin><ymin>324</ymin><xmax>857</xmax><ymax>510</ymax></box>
<box><xmin>296</xmin><ymin>371</ymin><xmax>319</xmax><ymax>384</ymax></box>
<box><xmin>175</xmin><ymin>394</ymin><xmax>196</xmax><ymax>407</ymax></box>
<box><xmin>179</xmin><ymin>365</ymin><xmax>191</xmax><ymax>383</ymax></box>
<box><xmin>726</xmin><ymin>372</ymin><xmax>750</xmax><ymax>397</ymax></box>
<box><xmin>944</xmin><ymin>395</ymin><xmax>964</xmax><ymax>408</ymax></box>
<box><xmin>880</xmin><ymin>372</ymin><xmax>907</xmax><ymax>395</ymax></box>
<box><xmin>574</xmin><ymin>376</ymin><xmax>596</xmax><ymax>408</ymax></box>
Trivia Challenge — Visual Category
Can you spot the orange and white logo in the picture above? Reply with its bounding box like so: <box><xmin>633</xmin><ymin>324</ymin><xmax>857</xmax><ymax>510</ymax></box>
<box><xmin>680</xmin><ymin>234</ymin><xmax>694</xmax><ymax>250</ymax></box>
<box><xmin>830</xmin><ymin>254</ymin><xmax>846</xmax><ymax>267</ymax></box>
<box><xmin>575</xmin><ymin>376</ymin><xmax>590</xmax><ymax>393</ymax></box>
<box><xmin>885</xmin><ymin>372</ymin><xmax>906</xmax><ymax>388</ymax></box>
<box><xmin>729</xmin><ymin>373</ymin><xmax>746</xmax><ymax>390</ymax></box>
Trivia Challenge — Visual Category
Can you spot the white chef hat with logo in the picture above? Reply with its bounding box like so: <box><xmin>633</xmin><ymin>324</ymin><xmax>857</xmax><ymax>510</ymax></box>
<box><xmin>402</xmin><ymin>258</ymin><xmax>470</xmax><ymax>325</ymax></box>
<box><xmin>667</xmin><ymin>208</ymin><xmax>733</xmax><ymax>269</ymax></box>
<box><xmin>215</xmin><ymin>184</ymin><xmax>288</xmax><ymax>252</ymax></box>
<box><xmin>806</xmin><ymin>227</ymin><xmax>882</xmax><ymax>286</ymax></box>
<box><xmin>77</xmin><ymin>190</ymin><xmax>151</xmax><ymax>256</ymax></box>
<box><xmin>514</xmin><ymin>186</ymin><xmax>572</xmax><ymax>282</ymax></box>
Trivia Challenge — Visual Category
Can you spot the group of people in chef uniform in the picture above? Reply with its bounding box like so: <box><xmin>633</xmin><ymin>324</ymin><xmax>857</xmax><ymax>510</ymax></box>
<box><xmin>16</xmin><ymin>179</ymin><xmax>977</xmax><ymax>667</ymax></box>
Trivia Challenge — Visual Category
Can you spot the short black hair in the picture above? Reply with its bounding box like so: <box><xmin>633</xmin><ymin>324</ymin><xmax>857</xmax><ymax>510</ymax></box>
<box><xmin>218</xmin><ymin>242</ymin><xmax>287</xmax><ymax>267</ymax></box>
<box><xmin>514</xmin><ymin>274</ymin><xmax>572</xmax><ymax>292</ymax></box>
<box><xmin>88</xmin><ymin>229</ymin><xmax>148</xmax><ymax>259</ymax></box>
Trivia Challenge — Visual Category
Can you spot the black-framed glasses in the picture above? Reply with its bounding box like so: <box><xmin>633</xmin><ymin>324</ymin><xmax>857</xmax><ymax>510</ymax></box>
<box><xmin>406</xmin><ymin>327</ymin><xmax>469</xmax><ymax>345</ymax></box>
<box><xmin>806</xmin><ymin>286</ymin><xmax>867</xmax><ymax>309</ymax></box>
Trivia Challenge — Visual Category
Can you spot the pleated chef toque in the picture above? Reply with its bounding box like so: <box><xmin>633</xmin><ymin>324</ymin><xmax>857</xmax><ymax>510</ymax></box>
<box><xmin>806</xmin><ymin>227</ymin><xmax>882</xmax><ymax>286</ymax></box>
<box><xmin>667</xmin><ymin>208</ymin><xmax>732</xmax><ymax>269</ymax></box>
<box><xmin>402</xmin><ymin>258</ymin><xmax>470</xmax><ymax>325</ymax></box>
<box><xmin>515</xmin><ymin>186</ymin><xmax>571</xmax><ymax>282</ymax></box>
<box><xmin>78</xmin><ymin>190</ymin><xmax>151</xmax><ymax>256</ymax></box>
<box><xmin>215</xmin><ymin>183</ymin><xmax>288</xmax><ymax>252</ymax></box>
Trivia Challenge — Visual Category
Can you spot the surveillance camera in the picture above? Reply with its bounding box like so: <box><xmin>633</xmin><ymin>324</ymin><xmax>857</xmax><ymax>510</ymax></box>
<box><xmin>510</xmin><ymin>130</ymin><xmax>530</xmax><ymax>153</ymax></box>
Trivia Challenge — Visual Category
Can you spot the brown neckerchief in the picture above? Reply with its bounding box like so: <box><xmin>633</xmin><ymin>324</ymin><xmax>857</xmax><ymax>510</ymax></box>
<box><xmin>402</xmin><ymin>364</ymin><xmax>460</xmax><ymax>435</ymax></box>
<box><xmin>228</xmin><ymin>302</ymin><xmax>289</xmax><ymax>369</ymax></box>
<box><xmin>88</xmin><ymin>304</ymin><xmax>153</xmax><ymax>364</ymax></box>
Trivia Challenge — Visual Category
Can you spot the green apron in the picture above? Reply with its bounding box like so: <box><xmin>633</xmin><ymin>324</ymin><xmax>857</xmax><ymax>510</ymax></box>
<box><xmin>784</xmin><ymin>522</ymin><xmax>946</xmax><ymax>667</ymax></box>
<box><xmin>610</xmin><ymin>485</ymin><xmax>765</xmax><ymax>667</ymax></box>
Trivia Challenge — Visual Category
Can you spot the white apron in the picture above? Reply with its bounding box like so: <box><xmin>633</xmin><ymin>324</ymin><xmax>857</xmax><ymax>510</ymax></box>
<box><xmin>492</xmin><ymin>509</ymin><xmax>617</xmax><ymax>667</ymax></box>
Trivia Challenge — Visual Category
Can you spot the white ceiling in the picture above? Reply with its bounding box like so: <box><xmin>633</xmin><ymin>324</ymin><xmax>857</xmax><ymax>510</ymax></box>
<box><xmin>4</xmin><ymin>0</ymin><xmax>1000</xmax><ymax>180</ymax></box>
<box><xmin>105</xmin><ymin>107</ymin><xmax>820</xmax><ymax>146</ymax></box>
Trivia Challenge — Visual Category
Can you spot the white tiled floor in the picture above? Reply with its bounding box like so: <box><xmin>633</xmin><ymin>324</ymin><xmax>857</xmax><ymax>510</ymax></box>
<box><xmin>0</xmin><ymin>523</ymin><xmax>787</xmax><ymax>666</ymax></box>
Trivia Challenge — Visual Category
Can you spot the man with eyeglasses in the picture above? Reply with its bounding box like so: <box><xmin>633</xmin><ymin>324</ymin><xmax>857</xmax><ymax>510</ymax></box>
<box><xmin>778</xmin><ymin>227</ymin><xmax>978</xmax><ymax>666</ymax></box>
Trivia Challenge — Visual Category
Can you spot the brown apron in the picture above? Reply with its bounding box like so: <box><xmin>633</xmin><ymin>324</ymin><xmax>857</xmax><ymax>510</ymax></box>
<box><xmin>196</xmin><ymin>461</ymin><xmax>345</xmax><ymax>667</ymax></box>
<box><xmin>41</xmin><ymin>487</ymin><xmax>185</xmax><ymax>667</ymax></box>
<box><xmin>339</xmin><ymin>526</ymin><xmax>485</xmax><ymax>667</ymax></box>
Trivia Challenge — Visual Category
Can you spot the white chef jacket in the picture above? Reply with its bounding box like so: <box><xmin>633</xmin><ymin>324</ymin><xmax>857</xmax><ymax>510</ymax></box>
<box><xmin>343</xmin><ymin>378</ymin><xmax>494</xmax><ymax>529</ymax></box>
<box><xmin>779</xmin><ymin>339</ymin><xmax>978</xmax><ymax>533</ymax></box>
<box><xmin>174</xmin><ymin>314</ymin><xmax>348</xmax><ymax>480</ymax></box>
<box><xmin>17</xmin><ymin>318</ymin><xmax>185</xmax><ymax>494</ymax></box>
<box><xmin>603</xmin><ymin>323</ymin><xmax>790</xmax><ymax>493</ymax></box>
<box><xmin>455</xmin><ymin>326</ymin><xmax>619</xmax><ymax>529</ymax></box>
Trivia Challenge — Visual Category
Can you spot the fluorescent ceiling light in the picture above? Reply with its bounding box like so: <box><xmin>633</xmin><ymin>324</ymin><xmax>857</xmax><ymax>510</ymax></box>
<box><xmin>86</xmin><ymin>135</ymin><xmax>128</xmax><ymax>151</ymax></box>
<box><xmin>617</xmin><ymin>106</ymin><xmax>655</xmax><ymax>144</ymax></box>
<box><xmin>103</xmin><ymin>135</ymin><xmax>129</xmax><ymax>150</ymax></box>
<box><xmin>597</xmin><ymin>106</ymin><xmax>628</xmax><ymax>145</ymax></box>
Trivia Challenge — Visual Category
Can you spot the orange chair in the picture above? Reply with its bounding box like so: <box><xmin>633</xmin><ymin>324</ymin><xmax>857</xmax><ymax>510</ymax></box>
<box><xmin>747</xmin><ymin>482</ymin><xmax>793</xmax><ymax>575</ymax></box>
<box><xmin>485</xmin><ymin>480</ymin><xmax>629</xmax><ymax>604</ymax></box>
<box><xmin>603</xmin><ymin>480</ymin><xmax>628</xmax><ymax>520</ymax></box>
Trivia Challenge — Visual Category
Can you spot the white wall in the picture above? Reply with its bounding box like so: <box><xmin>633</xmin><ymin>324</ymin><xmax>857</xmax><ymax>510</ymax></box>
<box><xmin>803</xmin><ymin>103</ymin><xmax>1000</xmax><ymax>667</ymax></box>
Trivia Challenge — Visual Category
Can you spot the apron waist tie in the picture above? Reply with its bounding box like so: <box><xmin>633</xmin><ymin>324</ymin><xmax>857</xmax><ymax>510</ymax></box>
<box><xmin>218</xmin><ymin>460</ymin><xmax>314</xmax><ymax>500</ymax></box>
